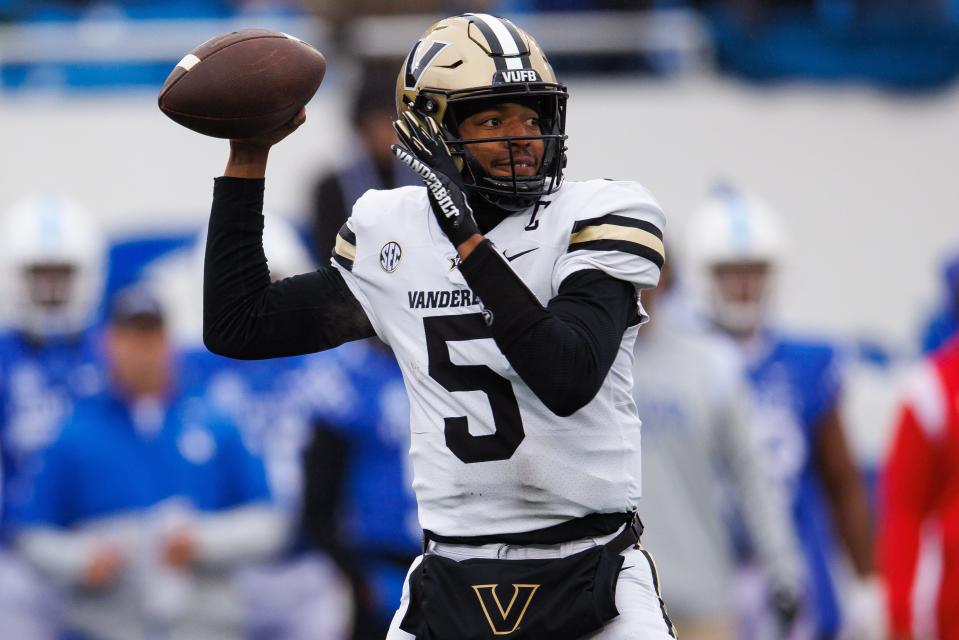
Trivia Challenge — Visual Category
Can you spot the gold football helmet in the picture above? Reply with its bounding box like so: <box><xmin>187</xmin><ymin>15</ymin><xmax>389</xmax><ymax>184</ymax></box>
<box><xmin>396</xmin><ymin>13</ymin><xmax>568</xmax><ymax>211</ymax></box>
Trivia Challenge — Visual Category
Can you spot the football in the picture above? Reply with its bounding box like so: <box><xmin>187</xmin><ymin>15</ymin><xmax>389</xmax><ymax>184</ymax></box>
<box><xmin>158</xmin><ymin>29</ymin><xmax>326</xmax><ymax>139</ymax></box>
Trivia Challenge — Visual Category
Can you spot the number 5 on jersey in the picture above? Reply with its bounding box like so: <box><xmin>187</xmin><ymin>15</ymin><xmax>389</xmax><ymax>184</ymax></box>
<box><xmin>424</xmin><ymin>314</ymin><xmax>524</xmax><ymax>463</ymax></box>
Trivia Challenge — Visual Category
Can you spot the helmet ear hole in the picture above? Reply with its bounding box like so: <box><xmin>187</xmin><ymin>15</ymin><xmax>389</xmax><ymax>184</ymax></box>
<box><xmin>413</xmin><ymin>94</ymin><xmax>440</xmax><ymax>118</ymax></box>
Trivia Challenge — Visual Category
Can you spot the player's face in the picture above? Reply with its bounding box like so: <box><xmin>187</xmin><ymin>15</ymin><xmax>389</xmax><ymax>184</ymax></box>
<box><xmin>709</xmin><ymin>261</ymin><xmax>771</xmax><ymax>336</ymax></box>
<box><xmin>457</xmin><ymin>102</ymin><xmax>545</xmax><ymax>178</ymax></box>
<box><xmin>107</xmin><ymin>324</ymin><xmax>172</xmax><ymax>397</ymax></box>
<box><xmin>712</xmin><ymin>262</ymin><xmax>770</xmax><ymax>305</ymax></box>
<box><xmin>25</xmin><ymin>264</ymin><xmax>75</xmax><ymax>310</ymax></box>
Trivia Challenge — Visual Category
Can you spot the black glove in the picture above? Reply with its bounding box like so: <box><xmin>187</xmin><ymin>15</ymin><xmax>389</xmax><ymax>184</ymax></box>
<box><xmin>392</xmin><ymin>111</ymin><xmax>479</xmax><ymax>247</ymax></box>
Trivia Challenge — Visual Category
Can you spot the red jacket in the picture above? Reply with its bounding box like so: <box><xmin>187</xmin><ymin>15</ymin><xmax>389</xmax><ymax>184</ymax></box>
<box><xmin>881</xmin><ymin>337</ymin><xmax>959</xmax><ymax>638</ymax></box>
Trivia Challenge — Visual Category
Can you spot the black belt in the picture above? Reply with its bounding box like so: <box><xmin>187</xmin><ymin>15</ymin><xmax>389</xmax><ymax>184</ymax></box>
<box><xmin>604</xmin><ymin>511</ymin><xmax>644</xmax><ymax>556</ymax></box>
<box><xmin>423</xmin><ymin>510</ymin><xmax>643</xmax><ymax>551</ymax></box>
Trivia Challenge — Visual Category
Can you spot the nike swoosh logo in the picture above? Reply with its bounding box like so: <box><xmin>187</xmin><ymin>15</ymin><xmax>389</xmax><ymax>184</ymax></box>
<box><xmin>503</xmin><ymin>248</ymin><xmax>539</xmax><ymax>262</ymax></box>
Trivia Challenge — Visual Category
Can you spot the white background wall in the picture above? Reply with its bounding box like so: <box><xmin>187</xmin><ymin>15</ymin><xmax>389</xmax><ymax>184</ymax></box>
<box><xmin>2</xmin><ymin>75</ymin><xmax>956</xmax><ymax>348</ymax></box>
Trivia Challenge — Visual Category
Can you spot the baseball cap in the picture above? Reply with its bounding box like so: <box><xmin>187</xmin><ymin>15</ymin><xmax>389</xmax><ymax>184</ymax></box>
<box><xmin>109</xmin><ymin>286</ymin><xmax>165</xmax><ymax>329</ymax></box>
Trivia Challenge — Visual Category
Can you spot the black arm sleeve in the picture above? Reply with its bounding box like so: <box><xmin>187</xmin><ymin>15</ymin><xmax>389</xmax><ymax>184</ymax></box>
<box><xmin>203</xmin><ymin>177</ymin><xmax>375</xmax><ymax>359</ymax></box>
<box><xmin>458</xmin><ymin>239</ymin><xmax>639</xmax><ymax>417</ymax></box>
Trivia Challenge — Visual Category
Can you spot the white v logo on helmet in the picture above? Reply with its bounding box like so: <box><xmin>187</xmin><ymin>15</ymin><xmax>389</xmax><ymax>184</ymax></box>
<box><xmin>404</xmin><ymin>40</ymin><xmax>450</xmax><ymax>90</ymax></box>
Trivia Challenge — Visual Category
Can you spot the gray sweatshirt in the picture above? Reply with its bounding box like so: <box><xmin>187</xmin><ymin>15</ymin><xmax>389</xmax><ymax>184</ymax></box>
<box><xmin>633</xmin><ymin>319</ymin><xmax>803</xmax><ymax>619</ymax></box>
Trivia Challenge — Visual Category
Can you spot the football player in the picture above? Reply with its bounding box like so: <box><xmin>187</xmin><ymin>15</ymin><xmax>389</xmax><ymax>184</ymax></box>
<box><xmin>632</xmin><ymin>260</ymin><xmax>804</xmax><ymax>639</ymax></box>
<box><xmin>203</xmin><ymin>14</ymin><xmax>672</xmax><ymax>639</ymax></box>
<box><xmin>686</xmin><ymin>185</ymin><xmax>884</xmax><ymax>639</ymax></box>
<box><xmin>12</xmin><ymin>286</ymin><xmax>286</xmax><ymax>640</ymax></box>
<box><xmin>0</xmin><ymin>195</ymin><xmax>107</xmax><ymax>637</ymax></box>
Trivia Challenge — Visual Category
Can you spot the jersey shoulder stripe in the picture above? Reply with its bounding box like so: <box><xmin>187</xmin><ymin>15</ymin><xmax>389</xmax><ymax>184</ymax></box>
<box><xmin>569</xmin><ymin>214</ymin><xmax>665</xmax><ymax>269</ymax></box>
<box><xmin>552</xmin><ymin>179</ymin><xmax>666</xmax><ymax>291</ymax></box>
<box><xmin>333</xmin><ymin>221</ymin><xmax>357</xmax><ymax>271</ymax></box>
<box><xmin>561</xmin><ymin>180</ymin><xmax>666</xmax><ymax>237</ymax></box>
<box><xmin>571</xmin><ymin>213</ymin><xmax>663</xmax><ymax>238</ymax></box>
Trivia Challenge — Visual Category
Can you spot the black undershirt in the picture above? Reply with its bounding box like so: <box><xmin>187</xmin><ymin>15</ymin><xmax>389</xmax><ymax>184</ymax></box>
<box><xmin>204</xmin><ymin>177</ymin><xmax>638</xmax><ymax>415</ymax></box>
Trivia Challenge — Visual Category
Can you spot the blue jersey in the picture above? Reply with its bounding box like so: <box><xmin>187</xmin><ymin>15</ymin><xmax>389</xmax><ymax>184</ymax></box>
<box><xmin>922</xmin><ymin>252</ymin><xmax>959</xmax><ymax>353</ymax></box>
<box><xmin>746</xmin><ymin>333</ymin><xmax>843</xmax><ymax>635</ymax></box>
<box><xmin>921</xmin><ymin>307</ymin><xmax>958</xmax><ymax>354</ymax></box>
<box><xmin>0</xmin><ymin>330</ymin><xmax>105</xmax><ymax>523</ymax></box>
<box><xmin>12</xmin><ymin>388</ymin><xmax>269</xmax><ymax>528</ymax></box>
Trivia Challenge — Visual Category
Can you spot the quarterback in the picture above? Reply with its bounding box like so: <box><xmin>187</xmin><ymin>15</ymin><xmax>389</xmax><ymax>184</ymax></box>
<box><xmin>204</xmin><ymin>14</ymin><xmax>673</xmax><ymax>640</ymax></box>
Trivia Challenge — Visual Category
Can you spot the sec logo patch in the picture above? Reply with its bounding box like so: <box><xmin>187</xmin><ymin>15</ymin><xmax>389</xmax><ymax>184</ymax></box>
<box><xmin>380</xmin><ymin>241</ymin><xmax>402</xmax><ymax>272</ymax></box>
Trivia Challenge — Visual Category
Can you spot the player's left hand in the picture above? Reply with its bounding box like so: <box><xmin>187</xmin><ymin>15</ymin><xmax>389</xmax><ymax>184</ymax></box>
<box><xmin>392</xmin><ymin>111</ymin><xmax>479</xmax><ymax>247</ymax></box>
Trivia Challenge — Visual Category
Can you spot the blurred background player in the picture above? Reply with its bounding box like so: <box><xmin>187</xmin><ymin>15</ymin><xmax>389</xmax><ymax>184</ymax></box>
<box><xmin>0</xmin><ymin>194</ymin><xmax>108</xmax><ymax>638</ymax></box>
<box><xmin>633</xmin><ymin>257</ymin><xmax>804</xmax><ymax>640</ymax></box>
<box><xmin>301</xmin><ymin>339</ymin><xmax>419</xmax><ymax>640</ymax></box>
<box><xmin>880</xmin><ymin>335</ymin><xmax>959</xmax><ymax>640</ymax></box>
<box><xmin>685</xmin><ymin>184</ymin><xmax>883</xmax><ymax>639</ymax></box>
<box><xmin>309</xmin><ymin>61</ymin><xmax>419</xmax><ymax>265</ymax></box>
<box><xmin>0</xmin><ymin>195</ymin><xmax>106</xmax><ymax>514</ymax></box>
<box><xmin>10</xmin><ymin>286</ymin><xmax>286</xmax><ymax>640</ymax></box>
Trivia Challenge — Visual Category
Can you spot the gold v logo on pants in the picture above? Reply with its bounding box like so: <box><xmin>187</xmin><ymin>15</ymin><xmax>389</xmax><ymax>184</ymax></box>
<box><xmin>472</xmin><ymin>583</ymin><xmax>540</xmax><ymax>635</ymax></box>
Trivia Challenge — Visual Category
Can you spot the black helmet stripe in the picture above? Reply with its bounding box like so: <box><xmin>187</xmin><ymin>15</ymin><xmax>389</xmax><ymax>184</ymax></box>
<box><xmin>465</xmin><ymin>14</ymin><xmax>507</xmax><ymax>70</ymax></box>
<box><xmin>466</xmin><ymin>13</ymin><xmax>531</xmax><ymax>70</ymax></box>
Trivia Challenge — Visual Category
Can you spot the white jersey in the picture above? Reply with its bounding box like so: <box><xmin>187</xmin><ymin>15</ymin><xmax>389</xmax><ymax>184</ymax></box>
<box><xmin>332</xmin><ymin>179</ymin><xmax>665</xmax><ymax>536</ymax></box>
